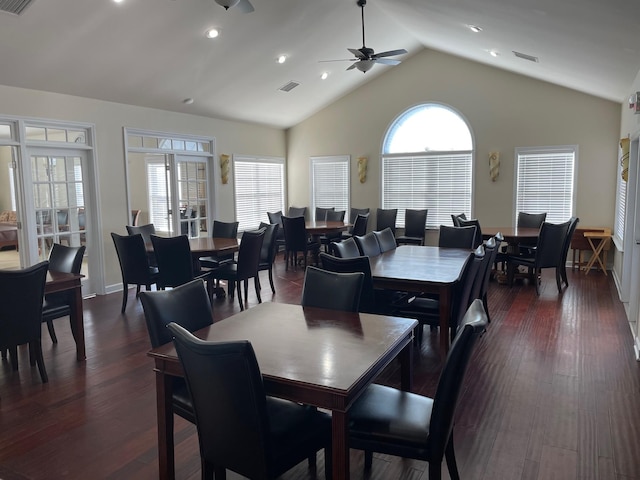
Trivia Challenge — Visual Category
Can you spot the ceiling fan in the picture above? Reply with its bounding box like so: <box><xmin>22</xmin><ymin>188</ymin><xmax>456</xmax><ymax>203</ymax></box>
<box><xmin>321</xmin><ymin>0</ymin><xmax>407</xmax><ymax>73</ymax></box>
<box><xmin>214</xmin><ymin>0</ymin><xmax>254</xmax><ymax>13</ymax></box>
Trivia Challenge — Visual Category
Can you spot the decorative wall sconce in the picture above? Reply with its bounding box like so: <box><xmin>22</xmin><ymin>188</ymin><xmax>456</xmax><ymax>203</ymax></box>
<box><xmin>489</xmin><ymin>151</ymin><xmax>500</xmax><ymax>182</ymax></box>
<box><xmin>220</xmin><ymin>154</ymin><xmax>230</xmax><ymax>184</ymax></box>
<box><xmin>357</xmin><ymin>156</ymin><xmax>368</xmax><ymax>183</ymax></box>
<box><xmin>628</xmin><ymin>92</ymin><xmax>640</xmax><ymax>114</ymax></box>
<box><xmin>620</xmin><ymin>137</ymin><xmax>630</xmax><ymax>182</ymax></box>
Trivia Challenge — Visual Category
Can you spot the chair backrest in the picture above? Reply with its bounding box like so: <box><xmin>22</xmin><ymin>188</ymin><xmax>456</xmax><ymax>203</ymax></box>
<box><xmin>319</xmin><ymin>253</ymin><xmax>375</xmax><ymax>313</ymax></box>
<box><xmin>126</xmin><ymin>223</ymin><xmax>156</xmax><ymax>244</ymax></box>
<box><xmin>301</xmin><ymin>266</ymin><xmax>364</xmax><ymax>312</ymax></box>
<box><xmin>212</xmin><ymin>220</ymin><xmax>239</xmax><ymax>239</ymax></box>
<box><xmin>111</xmin><ymin>232</ymin><xmax>153</xmax><ymax>284</ymax></box>
<box><xmin>451</xmin><ymin>212</ymin><xmax>467</xmax><ymax>227</ymax></box>
<box><xmin>351</xmin><ymin>213</ymin><xmax>370</xmax><ymax>237</ymax></box>
<box><xmin>326</xmin><ymin>209</ymin><xmax>345</xmax><ymax>222</ymax></box>
<box><xmin>457</xmin><ymin>218</ymin><xmax>483</xmax><ymax>248</ymax></box>
<box><xmin>131</xmin><ymin>209</ymin><xmax>141</xmax><ymax>226</ymax></box>
<box><xmin>403</xmin><ymin>209</ymin><xmax>428</xmax><ymax>238</ymax></box>
<box><xmin>0</xmin><ymin>261</ymin><xmax>49</xmax><ymax>347</ymax></box>
<box><xmin>235</xmin><ymin>228</ymin><xmax>266</xmax><ymax>280</ymax></box>
<box><xmin>57</xmin><ymin>210</ymin><xmax>69</xmax><ymax>227</ymax></box>
<box><xmin>451</xmin><ymin>246</ymin><xmax>485</xmax><ymax>334</ymax></box>
<box><xmin>49</xmin><ymin>243</ymin><xmax>85</xmax><ymax>274</ymax></box>
<box><xmin>288</xmin><ymin>206</ymin><xmax>307</xmax><ymax>218</ymax></box>
<box><xmin>471</xmin><ymin>236</ymin><xmax>496</xmax><ymax>302</ymax></box>
<box><xmin>267</xmin><ymin>211</ymin><xmax>284</xmax><ymax>240</ymax></box>
<box><xmin>314</xmin><ymin>207</ymin><xmax>333</xmax><ymax>221</ymax></box>
<box><xmin>373</xmin><ymin>227</ymin><xmax>397</xmax><ymax>253</ymax></box>
<box><xmin>376</xmin><ymin>208</ymin><xmax>397</xmax><ymax>235</ymax></box>
<box><xmin>167</xmin><ymin>323</ymin><xmax>272</xmax><ymax>479</ymax></box>
<box><xmin>438</xmin><ymin>225</ymin><xmax>477</xmax><ymax>249</ymax></box>
<box><xmin>140</xmin><ymin>279</ymin><xmax>212</xmax><ymax>348</ymax></box>
<box><xmin>151</xmin><ymin>234</ymin><xmax>195</xmax><ymax>288</ymax></box>
<box><xmin>330</xmin><ymin>237</ymin><xmax>361</xmax><ymax>258</ymax></box>
<box><xmin>354</xmin><ymin>231</ymin><xmax>382</xmax><ymax>257</ymax></box>
<box><xmin>517</xmin><ymin>212</ymin><xmax>547</xmax><ymax>229</ymax></box>
<box><xmin>258</xmin><ymin>222</ymin><xmax>279</xmax><ymax>264</ymax></box>
<box><xmin>281</xmin><ymin>215</ymin><xmax>309</xmax><ymax>251</ymax></box>
<box><xmin>560</xmin><ymin>217</ymin><xmax>579</xmax><ymax>268</ymax></box>
<box><xmin>349</xmin><ymin>207</ymin><xmax>370</xmax><ymax>224</ymax></box>
<box><xmin>535</xmin><ymin>221</ymin><xmax>572</xmax><ymax>268</ymax></box>
<box><xmin>428</xmin><ymin>299</ymin><xmax>487</xmax><ymax>462</ymax></box>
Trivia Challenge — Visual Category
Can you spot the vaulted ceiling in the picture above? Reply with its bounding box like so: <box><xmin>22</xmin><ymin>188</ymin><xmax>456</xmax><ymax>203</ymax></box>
<box><xmin>0</xmin><ymin>0</ymin><xmax>636</xmax><ymax>129</ymax></box>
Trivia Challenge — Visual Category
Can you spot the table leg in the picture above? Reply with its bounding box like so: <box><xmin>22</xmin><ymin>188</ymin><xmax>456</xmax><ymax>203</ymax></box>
<box><xmin>156</xmin><ymin>370</ymin><xmax>175</xmax><ymax>480</ymax></box>
<box><xmin>439</xmin><ymin>285</ymin><xmax>451</xmax><ymax>354</ymax></box>
<box><xmin>399</xmin><ymin>340</ymin><xmax>413</xmax><ymax>391</ymax></box>
<box><xmin>584</xmin><ymin>238</ymin><xmax>607</xmax><ymax>275</ymax></box>
<box><xmin>70</xmin><ymin>284</ymin><xmax>86</xmax><ymax>361</ymax></box>
<box><xmin>331</xmin><ymin>410</ymin><xmax>349</xmax><ymax>480</ymax></box>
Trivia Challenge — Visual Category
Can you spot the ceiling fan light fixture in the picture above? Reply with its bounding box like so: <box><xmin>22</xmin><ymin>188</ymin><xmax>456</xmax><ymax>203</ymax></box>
<box><xmin>321</xmin><ymin>72</ymin><xmax>329</xmax><ymax>80</ymax></box>
<box><xmin>277</xmin><ymin>55</ymin><xmax>287</xmax><ymax>64</ymax></box>
<box><xmin>355</xmin><ymin>60</ymin><xmax>375</xmax><ymax>72</ymax></box>
<box><xmin>215</xmin><ymin>0</ymin><xmax>240</xmax><ymax>10</ymax></box>
<box><xmin>467</xmin><ymin>24</ymin><xmax>482</xmax><ymax>33</ymax></box>
<box><xmin>205</xmin><ymin>28</ymin><xmax>219</xmax><ymax>39</ymax></box>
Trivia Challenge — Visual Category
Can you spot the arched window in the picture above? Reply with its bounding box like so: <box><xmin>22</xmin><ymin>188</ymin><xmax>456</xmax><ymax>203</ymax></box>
<box><xmin>381</xmin><ymin>104</ymin><xmax>473</xmax><ymax>228</ymax></box>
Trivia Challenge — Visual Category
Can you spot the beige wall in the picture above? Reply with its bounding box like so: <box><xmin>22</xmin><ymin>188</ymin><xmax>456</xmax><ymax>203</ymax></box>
<box><xmin>288</xmin><ymin>49</ymin><xmax>621</xmax><ymax>239</ymax></box>
<box><xmin>0</xmin><ymin>84</ymin><xmax>285</xmax><ymax>292</ymax></box>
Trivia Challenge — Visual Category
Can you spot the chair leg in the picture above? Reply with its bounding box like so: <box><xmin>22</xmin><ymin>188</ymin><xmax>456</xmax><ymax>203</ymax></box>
<box><xmin>244</xmin><ymin>279</ymin><xmax>249</xmax><ymax>305</ymax></box>
<box><xmin>9</xmin><ymin>346</ymin><xmax>18</xmax><ymax>371</ymax></box>
<box><xmin>444</xmin><ymin>435</ymin><xmax>460</xmax><ymax>480</ymax></box>
<box><xmin>136</xmin><ymin>284</ymin><xmax>141</xmax><ymax>298</ymax></box>
<box><xmin>254</xmin><ymin>276</ymin><xmax>262</xmax><ymax>303</ymax></box>
<box><xmin>556</xmin><ymin>268</ymin><xmax>563</xmax><ymax>293</ymax></box>
<box><xmin>31</xmin><ymin>340</ymin><xmax>48</xmax><ymax>383</ymax></box>
<box><xmin>28</xmin><ymin>342</ymin><xmax>36</xmax><ymax>366</ymax></box>
<box><xmin>268</xmin><ymin>267</ymin><xmax>275</xmax><ymax>294</ymax></box>
<box><xmin>307</xmin><ymin>453</ymin><xmax>317</xmax><ymax>468</ymax></box>
<box><xmin>46</xmin><ymin>319</ymin><xmax>58</xmax><ymax>343</ymax></box>
<box><xmin>324</xmin><ymin>447</ymin><xmax>332</xmax><ymax>480</ymax></box>
<box><xmin>1</xmin><ymin>348</ymin><xmax>6</xmax><ymax>360</ymax></box>
<box><xmin>364</xmin><ymin>450</ymin><xmax>373</xmax><ymax>470</ymax></box>
<box><xmin>120</xmin><ymin>283</ymin><xmax>128</xmax><ymax>313</ymax></box>
<box><xmin>482</xmin><ymin>293</ymin><xmax>491</xmax><ymax>323</ymax></box>
<box><xmin>428</xmin><ymin>461</ymin><xmax>442</xmax><ymax>480</ymax></box>
<box><xmin>236</xmin><ymin>281</ymin><xmax>244</xmax><ymax>310</ymax></box>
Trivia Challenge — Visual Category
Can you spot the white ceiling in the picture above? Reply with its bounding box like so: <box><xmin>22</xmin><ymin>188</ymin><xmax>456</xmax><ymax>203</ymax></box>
<box><xmin>0</xmin><ymin>0</ymin><xmax>637</xmax><ymax>129</ymax></box>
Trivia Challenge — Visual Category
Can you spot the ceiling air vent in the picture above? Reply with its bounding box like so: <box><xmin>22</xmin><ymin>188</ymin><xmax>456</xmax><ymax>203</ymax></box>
<box><xmin>512</xmin><ymin>51</ymin><xmax>539</xmax><ymax>63</ymax></box>
<box><xmin>278</xmin><ymin>81</ymin><xmax>300</xmax><ymax>93</ymax></box>
<box><xmin>0</xmin><ymin>0</ymin><xmax>35</xmax><ymax>15</ymax></box>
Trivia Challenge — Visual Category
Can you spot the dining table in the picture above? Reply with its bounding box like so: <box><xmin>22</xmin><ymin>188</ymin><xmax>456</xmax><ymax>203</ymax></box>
<box><xmin>147</xmin><ymin>301</ymin><xmax>417</xmax><ymax>480</ymax></box>
<box><xmin>304</xmin><ymin>220</ymin><xmax>351</xmax><ymax>235</ymax></box>
<box><xmin>368</xmin><ymin>245</ymin><xmax>471</xmax><ymax>353</ymax></box>
<box><xmin>45</xmin><ymin>270</ymin><xmax>85</xmax><ymax>361</ymax></box>
<box><xmin>481</xmin><ymin>226</ymin><xmax>540</xmax><ymax>252</ymax></box>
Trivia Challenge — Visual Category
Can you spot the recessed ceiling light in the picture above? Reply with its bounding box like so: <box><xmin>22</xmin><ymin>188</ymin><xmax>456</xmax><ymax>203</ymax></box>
<box><xmin>321</xmin><ymin>72</ymin><xmax>329</xmax><ymax>80</ymax></box>
<box><xmin>277</xmin><ymin>55</ymin><xmax>287</xmax><ymax>64</ymax></box>
<box><xmin>489</xmin><ymin>50</ymin><xmax>500</xmax><ymax>57</ymax></box>
<box><xmin>182</xmin><ymin>98</ymin><xmax>194</xmax><ymax>105</ymax></box>
<box><xmin>467</xmin><ymin>24</ymin><xmax>482</xmax><ymax>33</ymax></box>
<box><xmin>113</xmin><ymin>0</ymin><xmax>124</xmax><ymax>3</ymax></box>
<box><xmin>205</xmin><ymin>28</ymin><xmax>219</xmax><ymax>39</ymax></box>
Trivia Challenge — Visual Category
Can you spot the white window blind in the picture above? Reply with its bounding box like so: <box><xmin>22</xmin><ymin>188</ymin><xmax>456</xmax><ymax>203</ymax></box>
<box><xmin>614</xmin><ymin>148</ymin><xmax>627</xmax><ymax>242</ymax></box>
<box><xmin>515</xmin><ymin>146</ymin><xmax>576</xmax><ymax>224</ymax></box>
<box><xmin>382</xmin><ymin>153</ymin><xmax>472</xmax><ymax>228</ymax></box>
<box><xmin>146</xmin><ymin>159</ymin><xmax>170</xmax><ymax>233</ymax></box>
<box><xmin>311</xmin><ymin>156</ymin><xmax>349</xmax><ymax>220</ymax></box>
<box><xmin>234</xmin><ymin>156</ymin><xmax>284</xmax><ymax>232</ymax></box>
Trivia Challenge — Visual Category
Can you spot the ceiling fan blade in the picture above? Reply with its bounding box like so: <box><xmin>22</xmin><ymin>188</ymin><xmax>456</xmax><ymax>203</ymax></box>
<box><xmin>373</xmin><ymin>49</ymin><xmax>408</xmax><ymax>59</ymax></box>
<box><xmin>375</xmin><ymin>58</ymin><xmax>401</xmax><ymax>66</ymax></box>
<box><xmin>348</xmin><ymin>48</ymin><xmax>368</xmax><ymax>60</ymax></box>
<box><xmin>236</xmin><ymin>0</ymin><xmax>254</xmax><ymax>13</ymax></box>
<box><xmin>319</xmin><ymin>59</ymin><xmax>357</xmax><ymax>63</ymax></box>
<box><xmin>346</xmin><ymin>63</ymin><xmax>358</xmax><ymax>70</ymax></box>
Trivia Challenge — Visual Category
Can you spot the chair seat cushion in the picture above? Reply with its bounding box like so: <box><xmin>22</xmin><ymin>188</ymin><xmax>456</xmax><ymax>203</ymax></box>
<box><xmin>172</xmin><ymin>378</ymin><xmax>195</xmax><ymax>423</ymax></box>
<box><xmin>349</xmin><ymin>384</ymin><xmax>433</xmax><ymax>453</ymax></box>
<box><xmin>396</xmin><ymin>235</ymin><xmax>424</xmax><ymax>245</ymax></box>
<box><xmin>42</xmin><ymin>299</ymin><xmax>71</xmax><ymax>321</ymax></box>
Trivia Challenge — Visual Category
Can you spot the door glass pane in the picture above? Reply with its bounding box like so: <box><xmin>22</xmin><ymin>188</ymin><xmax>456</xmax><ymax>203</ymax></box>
<box><xmin>176</xmin><ymin>157</ymin><xmax>208</xmax><ymax>238</ymax></box>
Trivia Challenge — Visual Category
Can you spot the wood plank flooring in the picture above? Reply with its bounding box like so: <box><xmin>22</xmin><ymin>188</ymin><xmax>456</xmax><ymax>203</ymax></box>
<box><xmin>1</xmin><ymin>257</ymin><xmax>639</xmax><ymax>480</ymax></box>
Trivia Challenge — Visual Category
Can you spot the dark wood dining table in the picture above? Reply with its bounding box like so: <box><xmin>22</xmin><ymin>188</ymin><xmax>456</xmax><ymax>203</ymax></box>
<box><xmin>45</xmin><ymin>270</ymin><xmax>85</xmax><ymax>361</ymax></box>
<box><xmin>481</xmin><ymin>226</ymin><xmax>539</xmax><ymax>251</ymax></box>
<box><xmin>146</xmin><ymin>236</ymin><xmax>239</xmax><ymax>257</ymax></box>
<box><xmin>369</xmin><ymin>245</ymin><xmax>471</xmax><ymax>353</ymax></box>
<box><xmin>304</xmin><ymin>220</ymin><xmax>350</xmax><ymax>235</ymax></box>
<box><xmin>147</xmin><ymin>302</ymin><xmax>417</xmax><ymax>480</ymax></box>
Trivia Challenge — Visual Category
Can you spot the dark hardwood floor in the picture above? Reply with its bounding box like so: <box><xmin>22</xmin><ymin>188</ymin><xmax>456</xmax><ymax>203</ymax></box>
<box><xmin>1</xmin><ymin>257</ymin><xmax>639</xmax><ymax>480</ymax></box>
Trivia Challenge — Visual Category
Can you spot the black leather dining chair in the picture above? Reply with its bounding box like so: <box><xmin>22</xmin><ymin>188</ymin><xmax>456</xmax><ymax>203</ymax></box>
<box><xmin>451</xmin><ymin>212</ymin><xmax>467</xmax><ymax>227</ymax></box>
<box><xmin>301</xmin><ymin>266</ymin><xmax>364</xmax><ymax>313</ymax></box>
<box><xmin>438</xmin><ymin>225</ymin><xmax>477</xmax><ymax>249</ymax></box>
<box><xmin>516</xmin><ymin>211</ymin><xmax>547</xmax><ymax>254</ymax></box>
<box><xmin>348</xmin><ymin>299</ymin><xmax>488</xmax><ymax>479</ymax></box>
<box><xmin>111</xmin><ymin>232</ymin><xmax>159</xmax><ymax>313</ymax></box>
<box><xmin>212</xmin><ymin>228</ymin><xmax>266</xmax><ymax>310</ymax></box>
<box><xmin>319</xmin><ymin>209</ymin><xmax>346</xmax><ymax>251</ymax></box>
<box><xmin>457</xmin><ymin>218</ymin><xmax>483</xmax><ymax>248</ymax></box>
<box><xmin>167</xmin><ymin>322</ymin><xmax>332</xmax><ymax>480</ymax></box>
<box><xmin>267</xmin><ymin>210</ymin><xmax>286</xmax><ymax>255</ymax></box>
<box><xmin>139</xmin><ymin>279</ymin><xmax>213</xmax><ymax>425</ymax></box>
<box><xmin>354</xmin><ymin>231</ymin><xmax>382</xmax><ymax>257</ymax></box>
<box><xmin>330</xmin><ymin>237</ymin><xmax>361</xmax><ymax>258</ymax></box>
<box><xmin>42</xmin><ymin>243</ymin><xmax>86</xmax><ymax>343</ymax></box>
<box><xmin>375</xmin><ymin>208</ymin><xmax>397</xmax><ymax>236</ymax></box>
<box><xmin>507</xmin><ymin>220</ymin><xmax>571</xmax><ymax>295</ymax></box>
<box><xmin>314</xmin><ymin>206</ymin><xmax>334</xmax><ymax>221</ymax></box>
<box><xmin>199</xmin><ymin>220</ymin><xmax>239</xmax><ymax>269</ymax></box>
<box><xmin>396</xmin><ymin>208</ymin><xmax>428</xmax><ymax>245</ymax></box>
<box><xmin>126</xmin><ymin>223</ymin><xmax>156</xmax><ymax>244</ymax></box>
<box><xmin>256</xmin><ymin>222</ymin><xmax>280</xmax><ymax>294</ymax></box>
<box><xmin>560</xmin><ymin>217</ymin><xmax>579</xmax><ymax>287</ymax></box>
<box><xmin>319</xmin><ymin>252</ymin><xmax>379</xmax><ymax>314</ymax></box>
<box><xmin>288</xmin><ymin>206</ymin><xmax>307</xmax><ymax>218</ymax></box>
<box><xmin>342</xmin><ymin>210</ymin><xmax>370</xmax><ymax>240</ymax></box>
<box><xmin>150</xmin><ymin>234</ymin><xmax>214</xmax><ymax>300</ymax></box>
<box><xmin>282</xmin><ymin>215</ymin><xmax>319</xmax><ymax>271</ymax></box>
<box><xmin>471</xmin><ymin>234</ymin><xmax>502</xmax><ymax>323</ymax></box>
<box><xmin>0</xmin><ymin>261</ymin><xmax>50</xmax><ymax>383</ymax></box>
<box><xmin>373</xmin><ymin>227</ymin><xmax>397</xmax><ymax>253</ymax></box>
